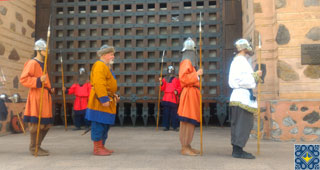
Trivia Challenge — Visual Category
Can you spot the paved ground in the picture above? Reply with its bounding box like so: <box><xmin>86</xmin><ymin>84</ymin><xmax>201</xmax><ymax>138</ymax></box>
<box><xmin>0</xmin><ymin>126</ymin><xmax>311</xmax><ymax>170</ymax></box>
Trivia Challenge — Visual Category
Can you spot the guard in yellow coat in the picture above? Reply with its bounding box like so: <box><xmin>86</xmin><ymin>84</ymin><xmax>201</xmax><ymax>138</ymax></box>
<box><xmin>85</xmin><ymin>45</ymin><xmax>120</xmax><ymax>156</ymax></box>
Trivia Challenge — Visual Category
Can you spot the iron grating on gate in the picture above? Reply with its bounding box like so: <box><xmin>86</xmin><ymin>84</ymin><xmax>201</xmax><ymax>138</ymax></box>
<box><xmin>50</xmin><ymin>0</ymin><xmax>229</xmax><ymax>126</ymax></box>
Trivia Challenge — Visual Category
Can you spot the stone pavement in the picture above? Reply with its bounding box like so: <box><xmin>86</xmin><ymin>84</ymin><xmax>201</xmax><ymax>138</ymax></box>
<box><xmin>0</xmin><ymin>126</ymin><xmax>311</xmax><ymax>170</ymax></box>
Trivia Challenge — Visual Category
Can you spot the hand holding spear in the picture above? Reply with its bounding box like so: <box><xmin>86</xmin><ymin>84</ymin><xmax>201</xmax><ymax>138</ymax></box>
<box><xmin>35</xmin><ymin>17</ymin><xmax>51</xmax><ymax>157</ymax></box>
<box><xmin>156</xmin><ymin>50</ymin><xmax>165</xmax><ymax>130</ymax></box>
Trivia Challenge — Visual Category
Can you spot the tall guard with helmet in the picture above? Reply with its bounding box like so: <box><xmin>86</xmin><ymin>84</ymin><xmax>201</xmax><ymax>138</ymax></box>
<box><xmin>20</xmin><ymin>39</ymin><xmax>54</xmax><ymax>156</ymax></box>
<box><xmin>159</xmin><ymin>65</ymin><xmax>182</xmax><ymax>131</ymax></box>
<box><xmin>85</xmin><ymin>45</ymin><xmax>120</xmax><ymax>156</ymax></box>
<box><xmin>228</xmin><ymin>39</ymin><xmax>262</xmax><ymax>159</ymax></box>
<box><xmin>178</xmin><ymin>38</ymin><xmax>203</xmax><ymax>156</ymax></box>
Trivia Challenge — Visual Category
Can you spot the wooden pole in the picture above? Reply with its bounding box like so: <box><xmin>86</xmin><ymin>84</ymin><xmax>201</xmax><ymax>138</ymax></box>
<box><xmin>156</xmin><ymin>50</ymin><xmax>165</xmax><ymax>130</ymax></box>
<box><xmin>257</xmin><ymin>33</ymin><xmax>262</xmax><ymax>155</ymax></box>
<box><xmin>16</xmin><ymin>112</ymin><xmax>26</xmax><ymax>134</ymax></box>
<box><xmin>35</xmin><ymin>17</ymin><xmax>51</xmax><ymax>157</ymax></box>
<box><xmin>60</xmin><ymin>56</ymin><xmax>68</xmax><ymax>131</ymax></box>
<box><xmin>199</xmin><ymin>12</ymin><xmax>203</xmax><ymax>156</ymax></box>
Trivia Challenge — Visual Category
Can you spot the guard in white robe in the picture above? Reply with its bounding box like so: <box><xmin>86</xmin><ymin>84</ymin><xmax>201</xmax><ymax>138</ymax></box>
<box><xmin>228</xmin><ymin>39</ymin><xmax>262</xmax><ymax>159</ymax></box>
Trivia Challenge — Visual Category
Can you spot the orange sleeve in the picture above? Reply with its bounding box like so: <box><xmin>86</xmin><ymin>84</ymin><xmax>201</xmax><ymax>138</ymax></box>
<box><xmin>20</xmin><ymin>61</ymin><xmax>38</xmax><ymax>88</ymax></box>
<box><xmin>179</xmin><ymin>60</ymin><xmax>199</xmax><ymax>87</ymax></box>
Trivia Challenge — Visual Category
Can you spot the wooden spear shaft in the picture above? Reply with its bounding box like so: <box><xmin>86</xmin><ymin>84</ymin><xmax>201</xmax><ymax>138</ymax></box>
<box><xmin>35</xmin><ymin>19</ymin><xmax>51</xmax><ymax>157</ymax></box>
<box><xmin>257</xmin><ymin>33</ymin><xmax>262</xmax><ymax>155</ymax></box>
<box><xmin>199</xmin><ymin>12</ymin><xmax>203</xmax><ymax>156</ymax></box>
<box><xmin>16</xmin><ymin>112</ymin><xmax>26</xmax><ymax>134</ymax></box>
<box><xmin>60</xmin><ymin>57</ymin><xmax>68</xmax><ymax>131</ymax></box>
<box><xmin>156</xmin><ymin>50</ymin><xmax>165</xmax><ymax>130</ymax></box>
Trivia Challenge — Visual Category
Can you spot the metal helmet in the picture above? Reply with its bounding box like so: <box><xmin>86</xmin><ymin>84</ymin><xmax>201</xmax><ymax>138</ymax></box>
<box><xmin>0</xmin><ymin>93</ymin><xmax>8</xmax><ymax>101</ymax></box>
<box><xmin>11</xmin><ymin>93</ymin><xmax>21</xmax><ymax>103</ymax></box>
<box><xmin>182</xmin><ymin>37</ymin><xmax>196</xmax><ymax>52</ymax></box>
<box><xmin>34</xmin><ymin>39</ymin><xmax>47</xmax><ymax>51</ymax></box>
<box><xmin>167</xmin><ymin>65</ymin><xmax>175</xmax><ymax>74</ymax></box>
<box><xmin>234</xmin><ymin>39</ymin><xmax>252</xmax><ymax>52</ymax></box>
<box><xmin>79</xmin><ymin>67</ymin><xmax>86</xmax><ymax>75</ymax></box>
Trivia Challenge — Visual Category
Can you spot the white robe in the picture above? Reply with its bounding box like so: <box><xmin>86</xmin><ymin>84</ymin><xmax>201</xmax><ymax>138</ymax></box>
<box><xmin>228</xmin><ymin>55</ymin><xmax>257</xmax><ymax>113</ymax></box>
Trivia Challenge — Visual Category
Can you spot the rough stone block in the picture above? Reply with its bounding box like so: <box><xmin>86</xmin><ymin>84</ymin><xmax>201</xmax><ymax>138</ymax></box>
<box><xmin>0</xmin><ymin>43</ymin><xmax>5</xmax><ymax>55</ymax></box>
<box><xmin>0</xmin><ymin>6</ymin><xmax>7</xmax><ymax>16</ymax></box>
<box><xmin>8</xmin><ymin>48</ymin><xmax>20</xmax><ymax>61</ymax></box>
<box><xmin>283</xmin><ymin>116</ymin><xmax>296</xmax><ymax>127</ymax></box>
<box><xmin>276</xmin><ymin>0</ymin><xmax>286</xmax><ymax>9</ymax></box>
<box><xmin>303</xmin><ymin>65</ymin><xmax>320</xmax><ymax>79</ymax></box>
<box><xmin>16</xmin><ymin>12</ymin><xmax>23</xmax><ymax>22</ymax></box>
<box><xmin>304</xmin><ymin>0</ymin><xmax>320</xmax><ymax>7</ymax></box>
<box><xmin>277</xmin><ymin>60</ymin><xmax>299</xmax><ymax>81</ymax></box>
<box><xmin>276</xmin><ymin>24</ymin><xmax>290</xmax><ymax>45</ymax></box>
<box><xmin>301</xmin><ymin>107</ymin><xmax>309</xmax><ymax>112</ymax></box>
<box><xmin>306</xmin><ymin>27</ymin><xmax>320</xmax><ymax>41</ymax></box>
<box><xmin>290</xmin><ymin>104</ymin><xmax>298</xmax><ymax>111</ymax></box>
<box><xmin>290</xmin><ymin>127</ymin><xmax>298</xmax><ymax>134</ymax></box>
<box><xmin>303</xmin><ymin>111</ymin><xmax>320</xmax><ymax>124</ymax></box>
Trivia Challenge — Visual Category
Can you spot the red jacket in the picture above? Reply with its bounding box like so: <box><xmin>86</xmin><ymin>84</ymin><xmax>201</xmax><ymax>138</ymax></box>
<box><xmin>161</xmin><ymin>77</ymin><xmax>182</xmax><ymax>104</ymax></box>
<box><xmin>67</xmin><ymin>83</ymin><xmax>91</xmax><ymax>111</ymax></box>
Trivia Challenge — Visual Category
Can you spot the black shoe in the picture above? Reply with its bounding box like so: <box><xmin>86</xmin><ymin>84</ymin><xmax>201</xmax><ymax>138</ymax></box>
<box><xmin>242</xmin><ymin>150</ymin><xmax>256</xmax><ymax>159</ymax></box>
<box><xmin>232</xmin><ymin>145</ymin><xmax>255</xmax><ymax>159</ymax></box>
<box><xmin>163</xmin><ymin>128</ymin><xmax>169</xmax><ymax>131</ymax></box>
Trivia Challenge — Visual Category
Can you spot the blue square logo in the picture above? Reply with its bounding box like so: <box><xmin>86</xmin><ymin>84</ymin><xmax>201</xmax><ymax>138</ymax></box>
<box><xmin>295</xmin><ymin>144</ymin><xmax>320</xmax><ymax>170</ymax></box>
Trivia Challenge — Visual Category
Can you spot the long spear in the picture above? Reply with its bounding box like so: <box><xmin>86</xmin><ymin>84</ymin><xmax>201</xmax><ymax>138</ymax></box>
<box><xmin>199</xmin><ymin>12</ymin><xmax>203</xmax><ymax>156</ymax></box>
<box><xmin>60</xmin><ymin>54</ymin><xmax>68</xmax><ymax>131</ymax></box>
<box><xmin>35</xmin><ymin>16</ymin><xmax>51</xmax><ymax>157</ymax></box>
<box><xmin>156</xmin><ymin>50</ymin><xmax>165</xmax><ymax>130</ymax></box>
<box><xmin>257</xmin><ymin>33</ymin><xmax>262</xmax><ymax>155</ymax></box>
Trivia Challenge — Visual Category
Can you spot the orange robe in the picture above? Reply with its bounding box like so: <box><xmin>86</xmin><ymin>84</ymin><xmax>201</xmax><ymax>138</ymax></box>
<box><xmin>20</xmin><ymin>59</ymin><xmax>53</xmax><ymax>124</ymax></box>
<box><xmin>178</xmin><ymin>59</ymin><xmax>200</xmax><ymax>125</ymax></box>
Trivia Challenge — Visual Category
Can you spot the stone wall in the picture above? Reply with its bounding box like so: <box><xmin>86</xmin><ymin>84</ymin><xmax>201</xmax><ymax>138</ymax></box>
<box><xmin>243</xmin><ymin>0</ymin><xmax>320</xmax><ymax>141</ymax></box>
<box><xmin>252</xmin><ymin>101</ymin><xmax>320</xmax><ymax>142</ymax></box>
<box><xmin>0</xmin><ymin>0</ymin><xmax>36</xmax><ymax>98</ymax></box>
<box><xmin>275</xmin><ymin>0</ymin><xmax>320</xmax><ymax>99</ymax></box>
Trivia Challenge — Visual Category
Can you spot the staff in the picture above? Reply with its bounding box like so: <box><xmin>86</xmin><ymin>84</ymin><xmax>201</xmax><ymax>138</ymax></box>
<box><xmin>35</xmin><ymin>17</ymin><xmax>51</xmax><ymax>157</ymax></box>
<box><xmin>156</xmin><ymin>50</ymin><xmax>165</xmax><ymax>130</ymax></box>
<box><xmin>199</xmin><ymin>12</ymin><xmax>203</xmax><ymax>155</ymax></box>
<box><xmin>257</xmin><ymin>33</ymin><xmax>262</xmax><ymax>155</ymax></box>
<box><xmin>60</xmin><ymin>55</ymin><xmax>68</xmax><ymax>131</ymax></box>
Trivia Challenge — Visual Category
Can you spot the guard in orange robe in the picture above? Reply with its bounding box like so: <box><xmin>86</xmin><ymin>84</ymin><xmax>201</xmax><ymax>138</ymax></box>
<box><xmin>178</xmin><ymin>38</ymin><xmax>203</xmax><ymax>156</ymax></box>
<box><xmin>20</xmin><ymin>39</ymin><xmax>53</xmax><ymax>156</ymax></box>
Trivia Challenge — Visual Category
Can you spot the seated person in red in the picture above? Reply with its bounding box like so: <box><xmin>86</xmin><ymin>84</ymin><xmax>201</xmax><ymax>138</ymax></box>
<box><xmin>63</xmin><ymin>68</ymin><xmax>91</xmax><ymax>130</ymax></box>
<box><xmin>159</xmin><ymin>65</ymin><xmax>182</xmax><ymax>131</ymax></box>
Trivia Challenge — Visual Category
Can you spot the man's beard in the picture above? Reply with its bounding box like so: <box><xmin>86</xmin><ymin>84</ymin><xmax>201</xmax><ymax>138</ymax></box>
<box><xmin>109</xmin><ymin>60</ymin><xmax>114</xmax><ymax>65</ymax></box>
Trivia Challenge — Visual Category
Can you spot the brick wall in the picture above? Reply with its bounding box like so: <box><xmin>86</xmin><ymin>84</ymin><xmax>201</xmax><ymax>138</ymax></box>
<box><xmin>0</xmin><ymin>0</ymin><xmax>36</xmax><ymax>99</ymax></box>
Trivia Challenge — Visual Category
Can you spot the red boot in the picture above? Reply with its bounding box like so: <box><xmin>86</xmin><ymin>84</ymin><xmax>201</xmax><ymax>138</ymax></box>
<box><xmin>93</xmin><ymin>140</ymin><xmax>111</xmax><ymax>156</ymax></box>
<box><xmin>103</xmin><ymin>146</ymin><xmax>114</xmax><ymax>154</ymax></box>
